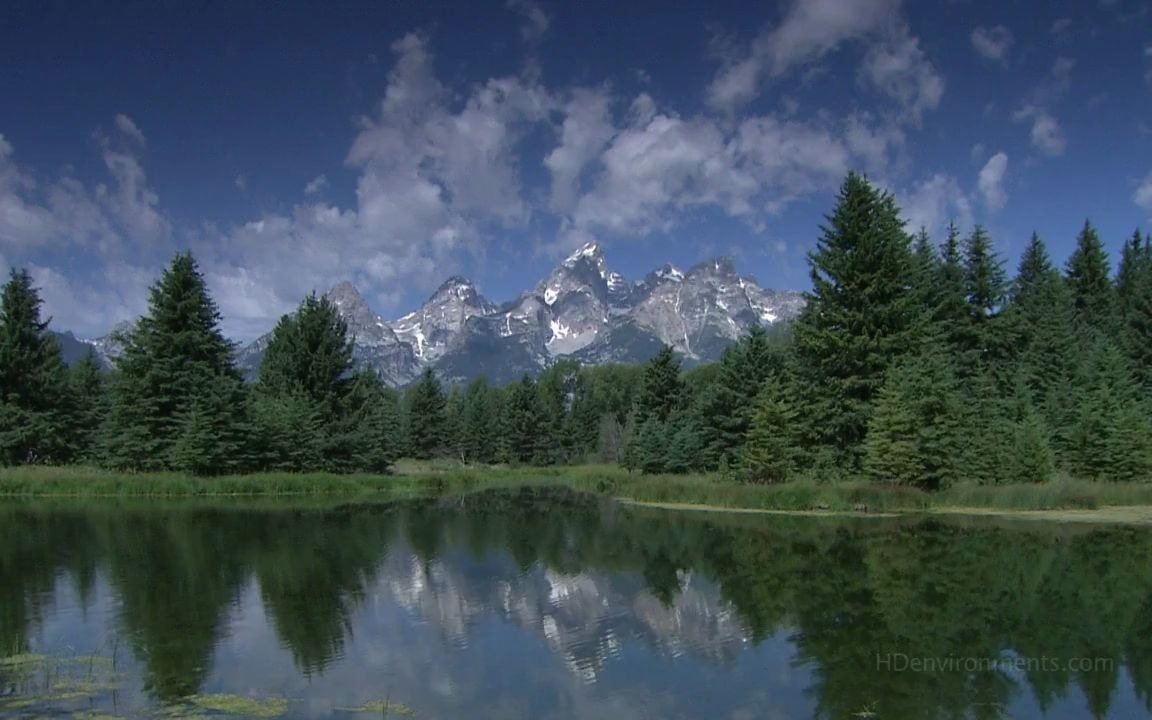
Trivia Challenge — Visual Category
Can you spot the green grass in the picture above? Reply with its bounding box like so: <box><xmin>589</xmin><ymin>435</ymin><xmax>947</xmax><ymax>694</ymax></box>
<box><xmin>2</xmin><ymin>462</ymin><xmax>1150</xmax><ymax>516</ymax></box>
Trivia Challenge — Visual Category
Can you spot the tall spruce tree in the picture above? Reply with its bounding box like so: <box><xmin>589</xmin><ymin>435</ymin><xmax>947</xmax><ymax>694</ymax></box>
<box><xmin>461</xmin><ymin>377</ymin><xmax>497</xmax><ymax>464</ymax></box>
<box><xmin>257</xmin><ymin>293</ymin><xmax>353</xmax><ymax>417</ymax></box>
<box><xmin>696</xmin><ymin>326</ymin><xmax>777</xmax><ymax>468</ymax></box>
<box><xmin>862</xmin><ymin>350</ymin><xmax>965</xmax><ymax>490</ymax></box>
<box><xmin>333</xmin><ymin>369</ymin><xmax>401</xmax><ymax>473</ymax></box>
<box><xmin>405</xmin><ymin>368</ymin><xmax>447</xmax><ymax>460</ymax></box>
<box><xmin>742</xmin><ymin>378</ymin><xmax>800</xmax><ymax>483</ymax></box>
<box><xmin>0</xmin><ymin>269</ymin><xmax>71</xmax><ymax>464</ymax></box>
<box><xmin>633</xmin><ymin>345</ymin><xmax>684</xmax><ymax>424</ymax></box>
<box><xmin>66</xmin><ymin>351</ymin><xmax>107</xmax><ymax>462</ymax></box>
<box><xmin>1068</xmin><ymin>340</ymin><xmax>1152</xmax><ymax>482</ymax></box>
<box><xmin>1001</xmin><ymin>235</ymin><xmax>1080</xmax><ymax>460</ymax></box>
<box><xmin>791</xmin><ymin>172</ymin><xmax>923</xmax><ymax>468</ymax></box>
<box><xmin>959</xmin><ymin>225</ymin><xmax>1008</xmax><ymax>381</ymax></box>
<box><xmin>1116</xmin><ymin>230</ymin><xmax>1152</xmax><ymax>392</ymax></box>
<box><xmin>1065</xmin><ymin>220</ymin><xmax>1117</xmax><ymax>334</ymax></box>
<box><xmin>104</xmin><ymin>253</ymin><xmax>247</xmax><ymax>473</ymax></box>
<box><xmin>502</xmin><ymin>374</ymin><xmax>543</xmax><ymax>464</ymax></box>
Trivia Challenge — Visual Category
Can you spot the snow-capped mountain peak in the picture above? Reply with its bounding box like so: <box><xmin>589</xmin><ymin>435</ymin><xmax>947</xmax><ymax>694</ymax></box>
<box><xmin>91</xmin><ymin>246</ymin><xmax>805</xmax><ymax>387</ymax></box>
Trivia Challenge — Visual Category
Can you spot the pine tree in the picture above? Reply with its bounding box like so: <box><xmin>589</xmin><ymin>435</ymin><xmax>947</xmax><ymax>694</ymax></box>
<box><xmin>0</xmin><ymin>269</ymin><xmax>72</xmax><ymax>464</ymax></box>
<box><xmin>1010</xmin><ymin>408</ymin><xmax>1057</xmax><ymax>484</ymax></box>
<box><xmin>169</xmin><ymin>369</ymin><xmax>249</xmax><ymax>475</ymax></box>
<box><xmin>910</xmin><ymin>227</ymin><xmax>941</xmax><ymax>308</ymax></box>
<box><xmin>66</xmin><ymin>351</ymin><xmax>107</xmax><ymax>462</ymax></box>
<box><xmin>334</xmin><ymin>369</ymin><xmax>400</xmax><ymax>473</ymax></box>
<box><xmin>1010</xmin><ymin>233</ymin><xmax>1055</xmax><ymax>306</ymax></box>
<box><xmin>935</xmin><ymin>222</ymin><xmax>971</xmax><ymax>346</ymax></box>
<box><xmin>742</xmin><ymin>379</ymin><xmax>800</xmax><ymax>484</ymax></box>
<box><xmin>1116</xmin><ymin>230</ymin><xmax>1152</xmax><ymax>392</ymax></box>
<box><xmin>103</xmin><ymin>253</ymin><xmax>247</xmax><ymax>473</ymax></box>
<box><xmin>502</xmin><ymin>374</ymin><xmax>543</xmax><ymax>464</ymax></box>
<box><xmin>791</xmin><ymin>172</ymin><xmax>923</xmax><ymax>468</ymax></box>
<box><xmin>633</xmin><ymin>345</ymin><xmax>684</xmax><ymax>424</ymax></box>
<box><xmin>404</xmin><ymin>368</ymin><xmax>447</xmax><ymax>460</ymax></box>
<box><xmin>248</xmin><ymin>390</ymin><xmax>324</xmax><ymax>472</ymax></box>
<box><xmin>461</xmin><ymin>377</ymin><xmax>496</xmax><ymax>464</ymax></box>
<box><xmin>1065</xmin><ymin>220</ymin><xmax>1117</xmax><ymax>335</ymax></box>
<box><xmin>863</xmin><ymin>351</ymin><xmax>965</xmax><ymax>490</ymax></box>
<box><xmin>443</xmin><ymin>383</ymin><xmax>466</xmax><ymax>463</ymax></box>
<box><xmin>956</xmin><ymin>225</ymin><xmax>1008</xmax><ymax>380</ymax></box>
<box><xmin>633</xmin><ymin>417</ymin><xmax>668</xmax><ymax>474</ymax></box>
<box><xmin>537</xmin><ymin>359</ymin><xmax>581</xmax><ymax>464</ymax></box>
<box><xmin>697</xmin><ymin>326</ymin><xmax>778</xmax><ymax>468</ymax></box>
<box><xmin>257</xmin><ymin>293</ymin><xmax>353</xmax><ymax>419</ymax></box>
<box><xmin>1068</xmin><ymin>340</ymin><xmax>1152</xmax><ymax>482</ymax></box>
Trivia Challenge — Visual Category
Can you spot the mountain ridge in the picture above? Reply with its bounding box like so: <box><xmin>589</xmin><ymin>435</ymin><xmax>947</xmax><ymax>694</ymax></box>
<box><xmin>70</xmin><ymin>243</ymin><xmax>804</xmax><ymax>385</ymax></box>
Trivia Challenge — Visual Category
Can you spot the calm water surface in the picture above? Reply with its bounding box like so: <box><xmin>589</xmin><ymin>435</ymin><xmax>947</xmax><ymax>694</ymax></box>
<box><xmin>2</xmin><ymin>488</ymin><xmax>1151</xmax><ymax>719</ymax></box>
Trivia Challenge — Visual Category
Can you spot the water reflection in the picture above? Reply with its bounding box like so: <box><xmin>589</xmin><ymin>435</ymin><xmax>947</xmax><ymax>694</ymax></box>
<box><xmin>1</xmin><ymin>488</ymin><xmax>1151</xmax><ymax>719</ymax></box>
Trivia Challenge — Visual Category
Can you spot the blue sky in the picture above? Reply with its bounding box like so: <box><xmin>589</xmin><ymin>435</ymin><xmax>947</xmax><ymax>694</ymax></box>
<box><xmin>1</xmin><ymin>0</ymin><xmax>1150</xmax><ymax>339</ymax></box>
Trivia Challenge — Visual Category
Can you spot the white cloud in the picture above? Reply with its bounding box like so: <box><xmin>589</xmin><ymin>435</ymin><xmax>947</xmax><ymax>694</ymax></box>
<box><xmin>234</xmin><ymin>174</ymin><xmax>247</xmax><ymax>192</ymax></box>
<box><xmin>897</xmin><ymin>173</ymin><xmax>973</xmax><ymax>237</ymax></box>
<box><xmin>506</xmin><ymin>0</ymin><xmax>550</xmax><ymax>43</ymax></box>
<box><xmin>304</xmin><ymin>175</ymin><xmax>328</xmax><ymax>195</ymax></box>
<box><xmin>347</xmin><ymin>34</ymin><xmax>552</xmax><ymax>223</ymax></box>
<box><xmin>977</xmin><ymin>151</ymin><xmax>1008</xmax><ymax>210</ymax></box>
<box><xmin>1135</xmin><ymin>172</ymin><xmax>1152</xmax><ymax>213</ymax></box>
<box><xmin>562</xmin><ymin>100</ymin><xmax>863</xmax><ymax>246</ymax></box>
<box><xmin>4</xmin><ymin>28</ymin><xmax>924</xmax><ymax>339</ymax></box>
<box><xmin>113</xmin><ymin>114</ymin><xmax>146</xmax><ymax>146</ymax></box>
<box><xmin>1013</xmin><ymin>105</ymin><xmax>1067</xmax><ymax>157</ymax></box>
<box><xmin>706</xmin><ymin>0</ymin><xmax>902</xmax><ymax>111</ymax></box>
<box><xmin>844</xmin><ymin>114</ymin><xmax>905</xmax><ymax>175</ymax></box>
<box><xmin>859</xmin><ymin>24</ymin><xmax>944</xmax><ymax>122</ymax></box>
<box><xmin>545</xmin><ymin>88</ymin><xmax>615</xmax><ymax>213</ymax></box>
<box><xmin>970</xmin><ymin>26</ymin><xmax>1013</xmax><ymax>62</ymax></box>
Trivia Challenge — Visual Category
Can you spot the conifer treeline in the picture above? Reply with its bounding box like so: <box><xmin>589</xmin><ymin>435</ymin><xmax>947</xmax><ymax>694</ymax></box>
<box><xmin>1</xmin><ymin>172</ymin><xmax>1150</xmax><ymax>484</ymax></box>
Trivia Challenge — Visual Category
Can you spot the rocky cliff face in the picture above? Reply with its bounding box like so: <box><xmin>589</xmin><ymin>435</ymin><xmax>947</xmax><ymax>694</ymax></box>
<box><xmin>76</xmin><ymin>243</ymin><xmax>803</xmax><ymax>385</ymax></box>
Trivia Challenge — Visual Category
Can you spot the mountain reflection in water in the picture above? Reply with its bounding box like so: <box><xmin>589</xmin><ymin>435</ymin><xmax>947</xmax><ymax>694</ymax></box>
<box><xmin>1</xmin><ymin>487</ymin><xmax>1151</xmax><ymax>719</ymax></box>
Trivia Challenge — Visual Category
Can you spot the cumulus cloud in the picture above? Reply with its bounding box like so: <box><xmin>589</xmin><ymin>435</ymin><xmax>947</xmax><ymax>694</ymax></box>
<box><xmin>897</xmin><ymin>173</ymin><xmax>973</xmax><ymax>237</ymax></box>
<box><xmin>303</xmin><ymin>175</ymin><xmax>328</xmax><ymax>195</ymax></box>
<box><xmin>113</xmin><ymin>114</ymin><xmax>147</xmax><ymax>146</ymax></box>
<box><xmin>560</xmin><ymin>102</ymin><xmax>863</xmax><ymax>246</ymax></box>
<box><xmin>977</xmin><ymin>151</ymin><xmax>1008</xmax><ymax>210</ymax></box>
<box><xmin>707</xmin><ymin>0</ymin><xmax>902</xmax><ymax>111</ymax></box>
<box><xmin>1013</xmin><ymin>105</ymin><xmax>1066</xmax><ymax>157</ymax></box>
<box><xmin>5</xmin><ymin>27</ymin><xmax>923</xmax><ymax>339</ymax></box>
<box><xmin>545</xmin><ymin>88</ymin><xmax>615</xmax><ymax>213</ymax></box>
<box><xmin>970</xmin><ymin>26</ymin><xmax>1013</xmax><ymax>62</ymax></box>
<box><xmin>506</xmin><ymin>0</ymin><xmax>550</xmax><ymax>43</ymax></box>
<box><xmin>859</xmin><ymin>24</ymin><xmax>944</xmax><ymax>122</ymax></box>
<box><xmin>1135</xmin><ymin>172</ymin><xmax>1152</xmax><ymax>213</ymax></box>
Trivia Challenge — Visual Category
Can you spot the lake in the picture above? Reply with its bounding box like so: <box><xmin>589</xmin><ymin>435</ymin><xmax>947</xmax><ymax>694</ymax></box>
<box><xmin>2</xmin><ymin>487</ymin><xmax>1150</xmax><ymax>719</ymax></box>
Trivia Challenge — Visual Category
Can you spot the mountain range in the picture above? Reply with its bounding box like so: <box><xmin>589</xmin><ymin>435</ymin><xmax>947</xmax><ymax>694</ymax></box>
<box><xmin>68</xmin><ymin>243</ymin><xmax>804</xmax><ymax>386</ymax></box>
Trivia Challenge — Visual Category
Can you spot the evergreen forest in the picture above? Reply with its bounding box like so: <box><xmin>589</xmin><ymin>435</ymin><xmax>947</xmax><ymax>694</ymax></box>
<box><xmin>2</xmin><ymin>172</ymin><xmax>1151</xmax><ymax>488</ymax></box>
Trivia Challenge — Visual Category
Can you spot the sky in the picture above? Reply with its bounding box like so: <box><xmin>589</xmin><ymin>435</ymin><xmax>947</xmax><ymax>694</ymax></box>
<box><xmin>1</xmin><ymin>0</ymin><xmax>1151</xmax><ymax>340</ymax></box>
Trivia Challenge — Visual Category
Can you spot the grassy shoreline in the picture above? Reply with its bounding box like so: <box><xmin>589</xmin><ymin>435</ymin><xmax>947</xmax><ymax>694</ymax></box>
<box><xmin>2</xmin><ymin>462</ymin><xmax>1152</xmax><ymax>521</ymax></box>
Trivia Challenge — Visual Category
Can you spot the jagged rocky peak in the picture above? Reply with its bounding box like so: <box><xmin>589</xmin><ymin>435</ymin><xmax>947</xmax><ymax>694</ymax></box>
<box><xmin>322</xmin><ymin>280</ymin><xmax>400</xmax><ymax>349</ymax></box>
<box><xmin>539</xmin><ymin>241</ymin><xmax>610</xmax><ymax>305</ymax></box>
<box><xmin>429</xmin><ymin>275</ymin><xmax>477</xmax><ymax>300</ymax></box>
<box><xmin>392</xmin><ymin>274</ymin><xmax>496</xmax><ymax>362</ymax></box>
<box><xmin>536</xmin><ymin>241</ymin><xmax>617</xmax><ymax>355</ymax></box>
<box><xmin>689</xmin><ymin>256</ymin><xmax>737</xmax><ymax>277</ymax></box>
<box><xmin>325</xmin><ymin>280</ymin><xmax>374</xmax><ymax>319</ymax></box>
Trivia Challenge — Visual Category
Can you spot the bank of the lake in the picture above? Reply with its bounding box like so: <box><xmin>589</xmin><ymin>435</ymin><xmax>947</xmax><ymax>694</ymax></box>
<box><xmin>3</xmin><ymin>461</ymin><xmax>1152</xmax><ymax>521</ymax></box>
